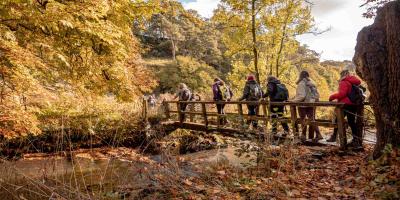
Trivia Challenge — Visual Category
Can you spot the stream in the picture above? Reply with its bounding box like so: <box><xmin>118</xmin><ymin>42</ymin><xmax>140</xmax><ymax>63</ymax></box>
<box><xmin>0</xmin><ymin>142</ymin><xmax>257</xmax><ymax>199</ymax></box>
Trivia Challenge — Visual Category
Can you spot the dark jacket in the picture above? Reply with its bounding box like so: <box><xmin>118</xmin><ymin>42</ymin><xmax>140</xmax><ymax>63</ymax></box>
<box><xmin>212</xmin><ymin>81</ymin><xmax>221</xmax><ymax>101</ymax></box>
<box><xmin>329</xmin><ymin>75</ymin><xmax>362</xmax><ymax>105</ymax></box>
<box><xmin>239</xmin><ymin>80</ymin><xmax>262</xmax><ymax>101</ymax></box>
<box><xmin>263</xmin><ymin>79</ymin><xmax>281</xmax><ymax>101</ymax></box>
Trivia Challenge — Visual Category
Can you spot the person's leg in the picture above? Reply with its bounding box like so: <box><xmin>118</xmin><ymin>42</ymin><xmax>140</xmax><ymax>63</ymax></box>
<box><xmin>221</xmin><ymin>104</ymin><xmax>226</xmax><ymax>124</ymax></box>
<box><xmin>345</xmin><ymin>106</ymin><xmax>360</xmax><ymax>146</ymax></box>
<box><xmin>298</xmin><ymin>107</ymin><xmax>307</xmax><ymax>141</ymax></box>
<box><xmin>180</xmin><ymin>103</ymin><xmax>187</xmax><ymax>123</ymax></box>
<box><xmin>252</xmin><ymin>106</ymin><xmax>258</xmax><ymax>128</ymax></box>
<box><xmin>216</xmin><ymin>103</ymin><xmax>222</xmax><ymax>114</ymax></box>
<box><xmin>216</xmin><ymin>103</ymin><xmax>223</xmax><ymax>125</ymax></box>
<box><xmin>270</xmin><ymin>106</ymin><xmax>279</xmax><ymax>133</ymax></box>
<box><xmin>327</xmin><ymin>115</ymin><xmax>338</xmax><ymax>142</ymax></box>
<box><xmin>277</xmin><ymin>106</ymin><xmax>290</xmax><ymax>133</ymax></box>
<box><xmin>246</xmin><ymin>105</ymin><xmax>254</xmax><ymax>127</ymax></box>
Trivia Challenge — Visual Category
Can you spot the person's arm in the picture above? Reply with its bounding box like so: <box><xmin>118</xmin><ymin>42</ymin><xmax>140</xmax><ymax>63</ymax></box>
<box><xmin>228</xmin><ymin>88</ymin><xmax>233</xmax><ymax>101</ymax></box>
<box><xmin>291</xmin><ymin>82</ymin><xmax>306</xmax><ymax>102</ymax></box>
<box><xmin>329</xmin><ymin>81</ymin><xmax>349</xmax><ymax>101</ymax></box>
<box><xmin>238</xmin><ymin>84</ymin><xmax>249</xmax><ymax>101</ymax></box>
<box><xmin>173</xmin><ymin>91</ymin><xmax>179</xmax><ymax>100</ymax></box>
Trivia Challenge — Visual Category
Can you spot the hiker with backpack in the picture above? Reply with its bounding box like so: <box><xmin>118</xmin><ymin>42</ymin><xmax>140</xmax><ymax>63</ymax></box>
<box><xmin>174</xmin><ymin>83</ymin><xmax>192</xmax><ymax>123</ymax></box>
<box><xmin>263</xmin><ymin>76</ymin><xmax>290</xmax><ymax>136</ymax></box>
<box><xmin>290</xmin><ymin>71</ymin><xmax>323</xmax><ymax>142</ymax></box>
<box><xmin>212</xmin><ymin>78</ymin><xmax>233</xmax><ymax>125</ymax></box>
<box><xmin>328</xmin><ymin>70</ymin><xmax>364</xmax><ymax>148</ymax></box>
<box><xmin>238</xmin><ymin>74</ymin><xmax>263</xmax><ymax>129</ymax></box>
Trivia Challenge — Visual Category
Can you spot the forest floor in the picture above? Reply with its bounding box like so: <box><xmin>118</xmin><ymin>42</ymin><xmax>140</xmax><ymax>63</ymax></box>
<box><xmin>0</xmin><ymin>130</ymin><xmax>398</xmax><ymax>199</ymax></box>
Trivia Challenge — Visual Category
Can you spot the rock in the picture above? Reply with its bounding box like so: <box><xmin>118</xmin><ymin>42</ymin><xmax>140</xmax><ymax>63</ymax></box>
<box><xmin>353</xmin><ymin>0</ymin><xmax>400</xmax><ymax>159</ymax></box>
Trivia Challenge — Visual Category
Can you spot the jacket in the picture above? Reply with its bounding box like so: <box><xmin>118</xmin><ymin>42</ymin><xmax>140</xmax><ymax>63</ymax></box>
<box><xmin>291</xmin><ymin>78</ymin><xmax>317</xmax><ymax>103</ymax></box>
<box><xmin>212</xmin><ymin>81</ymin><xmax>221</xmax><ymax>101</ymax></box>
<box><xmin>177</xmin><ymin>88</ymin><xmax>191</xmax><ymax>101</ymax></box>
<box><xmin>239</xmin><ymin>80</ymin><xmax>262</xmax><ymax>101</ymax></box>
<box><xmin>329</xmin><ymin>75</ymin><xmax>361</xmax><ymax>105</ymax></box>
<box><xmin>263</xmin><ymin>79</ymin><xmax>281</xmax><ymax>101</ymax></box>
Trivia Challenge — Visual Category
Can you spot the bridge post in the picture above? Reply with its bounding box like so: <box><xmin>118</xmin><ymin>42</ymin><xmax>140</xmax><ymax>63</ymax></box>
<box><xmin>237</xmin><ymin>103</ymin><xmax>244</xmax><ymax>128</ymax></box>
<box><xmin>142</xmin><ymin>98</ymin><xmax>148</xmax><ymax>123</ymax></box>
<box><xmin>177</xmin><ymin>102</ymin><xmax>183</xmax><ymax>126</ymax></box>
<box><xmin>335</xmin><ymin>106</ymin><xmax>347</xmax><ymax>150</ymax></box>
<box><xmin>262</xmin><ymin>101</ymin><xmax>269</xmax><ymax>133</ymax></box>
<box><xmin>290</xmin><ymin>105</ymin><xmax>298</xmax><ymax>139</ymax></box>
<box><xmin>201</xmin><ymin>102</ymin><xmax>208</xmax><ymax>128</ymax></box>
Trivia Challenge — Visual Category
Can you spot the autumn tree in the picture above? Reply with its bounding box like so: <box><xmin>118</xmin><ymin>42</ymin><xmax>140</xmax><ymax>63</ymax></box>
<box><xmin>213</xmin><ymin>0</ymin><xmax>313</xmax><ymax>88</ymax></box>
<box><xmin>0</xmin><ymin>0</ymin><xmax>156</xmax><ymax>136</ymax></box>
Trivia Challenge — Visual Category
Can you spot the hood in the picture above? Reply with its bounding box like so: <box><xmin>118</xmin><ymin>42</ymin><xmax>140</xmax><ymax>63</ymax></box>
<box><xmin>342</xmin><ymin>75</ymin><xmax>361</xmax><ymax>85</ymax></box>
<box><xmin>268</xmin><ymin>79</ymin><xmax>281</xmax><ymax>84</ymax></box>
<box><xmin>305</xmin><ymin>78</ymin><xmax>316</xmax><ymax>87</ymax></box>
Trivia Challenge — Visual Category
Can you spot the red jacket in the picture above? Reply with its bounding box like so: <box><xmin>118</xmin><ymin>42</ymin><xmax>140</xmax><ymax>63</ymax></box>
<box><xmin>329</xmin><ymin>75</ymin><xmax>361</xmax><ymax>105</ymax></box>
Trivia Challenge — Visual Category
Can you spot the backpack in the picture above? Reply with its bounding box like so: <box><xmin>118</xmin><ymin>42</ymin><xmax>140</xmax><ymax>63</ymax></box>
<box><xmin>180</xmin><ymin>88</ymin><xmax>192</xmax><ymax>101</ymax></box>
<box><xmin>273</xmin><ymin>83</ymin><xmax>289</xmax><ymax>101</ymax></box>
<box><xmin>219</xmin><ymin>85</ymin><xmax>232</xmax><ymax>101</ymax></box>
<box><xmin>348</xmin><ymin>84</ymin><xmax>366</xmax><ymax>105</ymax></box>
<box><xmin>248</xmin><ymin>83</ymin><xmax>262</xmax><ymax>100</ymax></box>
<box><xmin>307</xmin><ymin>85</ymin><xmax>320</xmax><ymax>102</ymax></box>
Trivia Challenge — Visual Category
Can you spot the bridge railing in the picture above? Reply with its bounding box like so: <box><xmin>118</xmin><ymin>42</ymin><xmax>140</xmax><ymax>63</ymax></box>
<box><xmin>157</xmin><ymin>100</ymin><xmax>367</xmax><ymax>150</ymax></box>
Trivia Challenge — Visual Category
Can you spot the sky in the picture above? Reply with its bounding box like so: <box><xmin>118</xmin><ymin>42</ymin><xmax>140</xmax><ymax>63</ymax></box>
<box><xmin>179</xmin><ymin>0</ymin><xmax>374</xmax><ymax>61</ymax></box>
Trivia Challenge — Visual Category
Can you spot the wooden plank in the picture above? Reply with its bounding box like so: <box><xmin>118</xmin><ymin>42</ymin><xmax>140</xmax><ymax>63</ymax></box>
<box><xmin>290</xmin><ymin>105</ymin><xmax>298</xmax><ymax>138</ymax></box>
<box><xmin>201</xmin><ymin>102</ymin><xmax>208</xmax><ymax>128</ymax></box>
<box><xmin>335</xmin><ymin>107</ymin><xmax>347</xmax><ymax>150</ymax></box>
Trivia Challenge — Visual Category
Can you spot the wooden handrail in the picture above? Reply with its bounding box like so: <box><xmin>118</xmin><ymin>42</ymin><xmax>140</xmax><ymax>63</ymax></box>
<box><xmin>164</xmin><ymin>100</ymin><xmax>347</xmax><ymax>107</ymax></box>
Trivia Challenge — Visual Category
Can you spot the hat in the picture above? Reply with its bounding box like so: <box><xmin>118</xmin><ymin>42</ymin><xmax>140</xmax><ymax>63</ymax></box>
<box><xmin>267</xmin><ymin>75</ymin><xmax>278</xmax><ymax>82</ymax></box>
<box><xmin>340</xmin><ymin>69</ymin><xmax>350</xmax><ymax>77</ymax></box>
<box><xmin>247</xmin><ymin>74</ymin><xmax>255</xmax><ymax>81</ymax></box>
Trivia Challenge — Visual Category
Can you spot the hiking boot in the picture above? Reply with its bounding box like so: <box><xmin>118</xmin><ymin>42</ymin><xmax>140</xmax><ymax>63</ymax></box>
<box><xmin>300</xmin><ymin>133</ymin><xmax>307</xmax><ymax>142</ymax></box>
<box><xmin>326</xmin><ymin>133</ymin><xmax>337</xmax><ymax>142</ymax></box>
<box><xmin>316</xmin><ymin>132</ymin><xmax>323</xmax><ymax>141</ymax></box>
<box><xmin>347</xmin><ymin>140</ymin><xmax>362</xmax><ymax>148</ymax></box>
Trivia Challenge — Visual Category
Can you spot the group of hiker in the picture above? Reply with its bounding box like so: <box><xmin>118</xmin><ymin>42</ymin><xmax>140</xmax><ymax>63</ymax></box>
<box><xmin>174</xmin><ymin>69</ymin><xmax>365</xmax><ymax>148</ymax></box>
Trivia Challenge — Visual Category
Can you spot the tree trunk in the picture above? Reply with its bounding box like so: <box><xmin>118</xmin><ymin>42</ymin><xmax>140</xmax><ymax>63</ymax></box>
<box><xmin>275</xmin><ymin>6</ymin><xmax>290</xmax><ymax>78</ymax></box>
<box><xmin>353</xmin><ymin>0</ymin><xmax>400</xmax><ymax>159</ymax></box>
<box><xmin>171</xmin><ymin>38</ymin><xmax>176</xmax><ymax>60</ymax></box>
<box><xmin>251</xmin><ymin>0</ymin><xmax>260</xmax><ymax>83</ymax></box>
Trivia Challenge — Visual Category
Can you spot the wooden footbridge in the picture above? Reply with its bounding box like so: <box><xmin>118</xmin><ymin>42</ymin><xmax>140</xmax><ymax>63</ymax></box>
<box><xmin>144</xmin><ymin>100</ymin><xmax>366</xmax><ymax>150</ymax></box>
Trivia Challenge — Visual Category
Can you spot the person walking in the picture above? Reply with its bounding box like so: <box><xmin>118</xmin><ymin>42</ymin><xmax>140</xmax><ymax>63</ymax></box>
<box><xmin>328</xmin><ymin>70</ymin><xmax>363</xmax><ymax>148</ymax></box>
<box><xmin>238</xmin><ymin>74</ymin><xmax>263</xmax><ymax>129</ymax></box>
<box><xmin>174</xmin><ymin>83</ymin><xmax>192</xmax><ymax>123</ymax></box>
<box><xmin>263</xmin><ymin>76</ymin><xmax>290</xmax><ymax>136</ymax></box>
<box><xmin>212</xmin><ymin>78</ymin><xmax>233</xmax><ymax>125</ymax></box>
<box><xmin>290</xmin><ymin>71</ymin><xmax>323</xmax><ymax>142</ymax></box>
